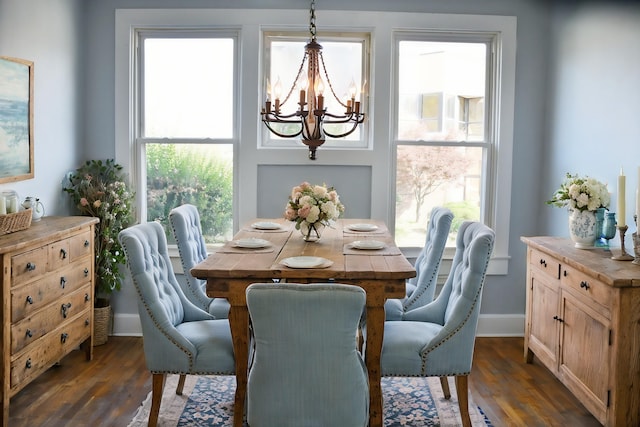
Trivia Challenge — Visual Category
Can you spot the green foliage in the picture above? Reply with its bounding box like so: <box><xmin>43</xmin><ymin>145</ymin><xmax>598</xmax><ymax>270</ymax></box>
<box><xmin>443</xmin><ymin>201</ymin><xmax>480</xmax><ymax>232</ymax></box>
<box><xmin>146</xmin><ymin>145</ymin><xmax>233</xmax><ymax>243</ymax></box>
<box><xmin>63</xmin><ymin>159</ymin><xmax>135</xmax><ymax>298</ymax></box>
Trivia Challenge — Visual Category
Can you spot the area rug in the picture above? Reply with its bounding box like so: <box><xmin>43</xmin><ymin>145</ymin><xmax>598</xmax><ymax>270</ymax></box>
<box><xmin>128</xmin><ymin>375</ymin><xmax>491</xmax><ymax>426</ymax></box>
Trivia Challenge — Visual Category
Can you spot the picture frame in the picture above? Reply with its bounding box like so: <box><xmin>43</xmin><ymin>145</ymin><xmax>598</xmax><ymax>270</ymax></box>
<box><xmin>0</xmin><ymin>56</ymin><xmax>34</xmax><ymax>183</ymax></box>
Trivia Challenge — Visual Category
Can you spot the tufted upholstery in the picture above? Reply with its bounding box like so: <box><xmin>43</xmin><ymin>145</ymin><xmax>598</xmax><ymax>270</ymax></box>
<box><xmin>381</xmin><ymin>221</ymin><xmax>494</xmax><ymax>427</ymax></box>
<box><xmin>118</xmin><ymin>221</ymin><xmax>235</xmax><ymax>427</ymax></box>
<box><xmin>385</xmin><ymin>207</ymin><xmax>453</xmax><ymax>320</ymax></box>
<box><xmin>245</xmin><ymin>283</ymin><xmax>369</xmax><ymax>427</ymax></box>
<box><xmin>169</xmin><ymin>204</ymin><xmax>230</xmax><ymax>319</ymax></box>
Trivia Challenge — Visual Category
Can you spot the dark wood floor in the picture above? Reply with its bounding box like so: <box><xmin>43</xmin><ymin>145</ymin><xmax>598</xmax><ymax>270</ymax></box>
<box><xmin>8</xmin><ymin>336</ymin><xmax>601</xmax><ymax>426</ymax></box>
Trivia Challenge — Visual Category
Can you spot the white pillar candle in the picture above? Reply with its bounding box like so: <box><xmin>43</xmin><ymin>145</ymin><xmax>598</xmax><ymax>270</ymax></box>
<box><xmin>618</xmin><ymin>167</ymin><xmax>626</xmax><ymax>228</ymax></box>
<box><xmin>7</xmin><ymin>196</ymin><xmax>18</xmax><ymax>214</ymax></box>
<box><xmin>0</xmin><ymin>196</ymin><xmax>5</xmax><ymax>215</ymax></box>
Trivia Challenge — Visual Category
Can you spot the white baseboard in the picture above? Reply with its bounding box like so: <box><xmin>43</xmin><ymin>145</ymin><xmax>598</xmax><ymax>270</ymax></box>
<box><xmin>111</xmin><ymin>313</ymin><xmax>525</xmax><ymax>337</ymax></box>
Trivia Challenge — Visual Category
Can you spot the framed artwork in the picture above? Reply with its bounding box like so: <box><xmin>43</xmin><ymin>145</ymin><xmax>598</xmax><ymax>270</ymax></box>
<box><xmin>0</xmin><ymin>56</ymin><xmax>34</xmax><ymax>183</ymax></box>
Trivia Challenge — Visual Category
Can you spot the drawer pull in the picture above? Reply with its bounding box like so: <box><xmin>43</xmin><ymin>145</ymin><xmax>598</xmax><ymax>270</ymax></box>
<box><xmin>553</xmin><ymin>315</ymin><xmax>564</xmax><ymax>323</ymax></box>
<box><xmin>85</xmin><ymin>319</ymin><xmax>90</xmax><ymax>326</ymax></box>
<box><xmin>60</xmin><ymin>277</ymin><xmax>67</xmax><ymax>288</ymax></box>
<box><xmin>26</xmin><ymin>295</ymin><xmax>33</xmax><ymax>304</ymax></box>
<box><xmin>539</xmin><ymin>259</ymin><xmax>547</xmax><ymax>267</ymax></box>
<box><xmin>61</xmin><ymin>302</ymin><xmax>72</xmax><ymax>318</ymax></box>
<box><xmin>580</xmin><ymin>281</ymin><xmax>590</xmax><ymax>290</ymax></box>
<box><xmin>563</xmin><ymin>270</ymin><xmax>568</xmax><ymax>277</ymax></box>
<box><xmin>61</xmin><ymin>333</ymin><xmax>69</xmax><ymax>343</ymax></box>
<box><xmin>84</xmin><ymin>239</ymin><xmax>90</xmax><ymax>247</ymax></box>
<box><xmin>84</xmin><ymin>268</ymin><xmax>89</xmax><ymax>277</ymax></box>
<box><xmin>26</xmin><ymin>329</ymin><xmax>33</xmax><ymax>338</ymax></box>
<box><xmin>25</xmin><ymin>358</ymin><xmax>32</xmax><ymax>369</ymax></box>
<box><xmin>25</xmin><ymin>262</ymin><xmax>36</xmax><ymax>271</ymax></box>
<box><xmin>85</xmin><ymin>293</ymin><xmax>90</xmax><ymax>302</ymax></box>
<box><xmin>60</xmin><ymin>248</ymin><xmax>68</xmax><ymax>259</ymax></box>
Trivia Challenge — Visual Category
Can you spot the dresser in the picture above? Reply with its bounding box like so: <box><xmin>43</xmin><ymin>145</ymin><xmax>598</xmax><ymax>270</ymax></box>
<box><xmin>1</xmin><ymin>216</ymin><xmax>98</xmax><ymax>425</ymax></box>
<box><xmin>522</xmin><ymin>236</ymin><xmax>640</xmax><ymax>427</ymax></box>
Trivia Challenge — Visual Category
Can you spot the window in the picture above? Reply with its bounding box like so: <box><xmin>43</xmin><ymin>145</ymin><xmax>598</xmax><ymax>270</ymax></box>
<box><xmin>393</xmin><ymin>36</ymin><xmax>497</xmax><ymax>252</ymax></box>
<box><xmin>137</xmin><ymin>32</ymin><xmax>236</xmax><ymax>244</ymax></box>
<box><xmin>261</xmin><ymin>32</ymin><xmax>370</xmax><ymax>149</ymax></box>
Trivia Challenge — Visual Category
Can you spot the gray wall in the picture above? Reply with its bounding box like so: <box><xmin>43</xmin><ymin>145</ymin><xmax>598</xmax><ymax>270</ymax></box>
<box><xmin>3</xmin><ymin>0</ymin><xmax>638</xmax><ymax>334</ymax></box>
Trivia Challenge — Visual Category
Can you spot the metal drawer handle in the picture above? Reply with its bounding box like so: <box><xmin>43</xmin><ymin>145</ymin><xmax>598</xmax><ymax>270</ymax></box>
<box><xmin>553</xmin><ymin>315</ymin><xmax>564</xmax><ymax>323</ymax></box>
<box><xmin>60</xmin><ymin>277</ymin><xmax>67</xmax><ymax>288</ymax></box>
<box><xmin>539</xmin><ymin>259</ymin><xmax>547</xmax><ymax>267</ymax></box>
<box><xmin>580</xmin><ymin>281</ymin><xmax>590</xmax><ymax>290</ymax></box>
<box><xmin>61</xmin><ymin>333</ymin><xmax>69</xmax><ymax>343</ymax></box>
<box><xmin>60</xmin><ymin>248</ymin><xmax>68</xmax><ymax>259</ymax></box>
<box><xmin>26</xmin><ymin>295</ymin><xmax>33</xmax><ymax>304</ymax></box>
<box><xmin>85</xmin><ymin>319</ymin><xmax>90</xmax><ymax>326</ymax></box>
<box><xmin>85</xmin><ymin>293</ymin><xmax>90</xmax><ymax>302</ymax></box>
<box><xmin>84</xmin><ymin>268</ymin><xmax>89</xmax><ymax>277</ymax></box>
<box><xmin>26</xmin><ymin>262</ymin><xmax>36</xmax><ymax>271</ymax></box>
<box><xmin>26</xmin><ymin>329</ymin><xmax>33</xmax><ymax>338</ymax></box>
<box><xmin>84</xmin><ymin>239</ymin><xmax>90</xmax><ymax>247</ymax></box>
<box><xmin>25</xmin><ymin>358</ymin><xmax>32</xmax><ymax>369</ymax></box>
<box><xmin>61</xmin><ymin>302</ymin><xmax>72</xmax><ymax>318</ymax></box>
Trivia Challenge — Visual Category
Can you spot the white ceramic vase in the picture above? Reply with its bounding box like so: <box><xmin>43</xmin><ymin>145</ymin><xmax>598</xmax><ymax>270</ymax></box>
<box><xmin>568</xmin><ymin>209</ymin><xmax>597</xmax><ymax>249</ymax></box>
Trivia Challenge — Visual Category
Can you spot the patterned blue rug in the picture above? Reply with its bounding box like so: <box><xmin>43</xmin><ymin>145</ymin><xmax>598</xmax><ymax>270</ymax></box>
<box><xmin>129</xmin><ymin>375</ymin><xmax>491</xmax><ymax>426</ymax></box>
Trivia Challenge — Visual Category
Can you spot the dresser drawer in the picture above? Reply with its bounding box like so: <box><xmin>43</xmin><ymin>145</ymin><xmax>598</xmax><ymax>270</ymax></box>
<box><xmin>69</xmin><ymin>230</ymin><xmax>92</xmax><ymax>260</ymax></box>
<box><xmin>11</xmin><ymin>285</ymin><xmax>92</xmax><ymax>353</ymax></box>
<box><xmin>48</xmin><ymin>238</ymin><xmax>71</xmax><ymax>271</ymax></box>
<box><xmin>11</xmin><ymin>260</ymin><xmax>92</xmax><ymax>322</ymax></box>
<box><xmin>529</xmin><ymin>248</ymin><xmax>561</xmax><ymax>281</ymax></box>
<box><xmin>10</xmin><ymin>310</ymin><xmax>92</xmax><ymax>388</ymax></box>
<box><xmin>561</xmin><ymin>264</ymin><xmax>612</xmax><ymax>312</ymax></box>
<box><xmin>11</xmin><ymin>246</ymin><xmax>48</xmax><ymax>286</ymax></box>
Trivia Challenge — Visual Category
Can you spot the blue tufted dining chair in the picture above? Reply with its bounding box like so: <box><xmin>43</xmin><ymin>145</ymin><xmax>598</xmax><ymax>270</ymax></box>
<box><xmin>385</xmin><ymin>207</ymin><xmax>453</xmax><ymax>320</ymax></box>
<box><xmin>381</xmin><ymin>221</ymin><xmax>494</xmax><ymax>427</ymax></box>
<box><xmin>169</xmin><ymin>204</ymin><xmax>230</xmax><ymax>319</ymax></box>
<box><xmin>245</xmin><ymin>283</ymin><xmax>369</xmax><ymax>427</ymax></box>
<box><xmin>118</xmin><ymin>221</ymin><xmax>235</xmax><ymax>427</ymax></box>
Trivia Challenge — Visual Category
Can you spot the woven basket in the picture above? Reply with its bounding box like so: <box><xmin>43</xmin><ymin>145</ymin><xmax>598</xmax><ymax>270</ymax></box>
<box><xmin>0</xmin><ymin>209</ymin><xmax>32</xmax><ymax>235</ymax></box>
<box><xmin>93</xmin><ymin>304</ymin><xmax>112</xmax><ymax>346</ymax></box>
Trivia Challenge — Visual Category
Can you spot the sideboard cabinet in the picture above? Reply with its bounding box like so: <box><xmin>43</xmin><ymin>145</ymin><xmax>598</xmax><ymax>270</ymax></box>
<box><xmin>1</xmin><ymin>216</ymin><xmax>98</xmax><ymax>425</ymax></box>
<box><xmin>522</xmin><ymin>236</ymin><xmax>640</xmax><ymax>427</ymax></box>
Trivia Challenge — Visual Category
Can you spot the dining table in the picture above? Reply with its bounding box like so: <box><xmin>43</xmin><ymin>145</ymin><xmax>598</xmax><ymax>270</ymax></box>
<box><xmin>191</xmin><ymin>218</ymin><xmax>416</xmax><ymax>427</ymax></box>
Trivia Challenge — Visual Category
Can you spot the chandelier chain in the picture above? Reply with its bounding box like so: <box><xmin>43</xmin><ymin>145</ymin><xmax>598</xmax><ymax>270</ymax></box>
<box><xmin>319</xmin><ymin>52</ymin><xmax>348</xmax><ymax>109</ymax></box>
<box><xmin>309</xmin><ymin>0</ymin><xmax>317</xmax><ymax>40</ymax></box>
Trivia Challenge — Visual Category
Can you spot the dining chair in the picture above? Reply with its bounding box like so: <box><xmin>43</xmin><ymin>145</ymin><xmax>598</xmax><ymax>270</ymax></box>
<box><xmin>169</xmin><ymin>203</ymin><xmax>230</xmax><ymax>319</ymax></box>
<box><xmin>245</xmin><ymin>283</ymin><xmax>369</xmax><ymax>427</ymax></box>
<box><xmin>118</xmin><ymin>221</ymin><xmax>235</xmax><ymax>427</ymax></box>
<box><xmin>381</xmin><ymin>221</ymin><xmax>495</xmax><ymax>427</ymax></box>
<box><xmin>384</xmin><ymin>206</ymin><xmax>453</xmax><ymax>320</ymax></box>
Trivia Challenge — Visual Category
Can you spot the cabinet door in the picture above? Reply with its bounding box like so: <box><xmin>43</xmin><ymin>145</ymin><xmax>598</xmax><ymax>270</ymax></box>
<box><xmin>559</xmin><ymin>289</ymin><xmax>609</xmax><ymax>425</ymax></box>
<box><xmin>528</xmin><ymin>269</ymin><xmax>560</xmax><ymax>372</ymax></box>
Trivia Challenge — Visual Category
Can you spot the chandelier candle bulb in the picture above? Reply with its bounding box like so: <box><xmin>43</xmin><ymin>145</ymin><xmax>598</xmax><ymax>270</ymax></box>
<box><xmin>618</xmin><ymin>167</ymin><xmax>626</xmax><ymax>228</ymax></box>
<box><xmin>299</xmin><ymin>89</ymin><xmax>306</xmax><ymax>106</ymax></box>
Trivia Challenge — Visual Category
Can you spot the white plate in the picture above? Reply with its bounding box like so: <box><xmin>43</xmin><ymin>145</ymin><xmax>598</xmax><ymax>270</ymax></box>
<box><xmin>232</xmin><ymin>238</ymin><xmax>270</xmax><ymax>249</ymax></box>
<box><xmin>351</xmin><ymin>240</ymin><xmax>385</xmax><ymax>250</ymax></box>
<box><xmin>251</xmin><ymin>221</ymin><xmax>281</xmax><ymax>230</ymax></box>
<box><xmin>281</xmin><ymin>256</ymin><xmax>333</xmax><ymax>269</ymax></box>
<box><xmin>347</xmin><ymin>223</ymin><xmax>379</xmax><ymax>232</ymax></box>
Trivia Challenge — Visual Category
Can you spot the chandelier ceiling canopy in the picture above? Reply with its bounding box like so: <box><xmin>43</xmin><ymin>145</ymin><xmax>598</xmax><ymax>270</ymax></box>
<box><xmin>260</xmin><ymin>0</ymin><xmax>365</xmax><ymax>160</ymax></box>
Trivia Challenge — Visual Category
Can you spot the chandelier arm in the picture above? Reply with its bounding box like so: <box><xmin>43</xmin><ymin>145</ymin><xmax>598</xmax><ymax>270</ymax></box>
<box><xmin>263</xmin><ymin>111</ymin><xmax>303</xmax><ymax>120</ymax></box>
<box><xmin>322</xmin><ymin>121</ymin><xmax>361</xmax><ymax>139</ymax></box>
<box><xmin>262</xmin><ymin>120</ymin><xmax>303</xmax><ymax>138</ymax></box>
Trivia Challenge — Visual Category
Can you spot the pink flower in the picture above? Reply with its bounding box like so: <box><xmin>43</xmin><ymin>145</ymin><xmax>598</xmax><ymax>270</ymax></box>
<box><xmin>297</xmin><ymin>204</ymin><xmax>311</xmax><ymax>219</ymax></box>
<box><xmin>80</xmin><ymin>198</ymin><xmax>89</xmax><ymax>206</ymax></box>
<box><xmin>284</xmin><ymin>206</ymin><xmax>297</xmax><ymax>220</ymax></box>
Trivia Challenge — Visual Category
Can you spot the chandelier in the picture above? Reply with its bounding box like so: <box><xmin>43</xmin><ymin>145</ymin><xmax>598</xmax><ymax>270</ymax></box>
<box><xmin>260</xmin><ymin>0</ymin><xmax>365</xmax><ymax>160</ymax></box>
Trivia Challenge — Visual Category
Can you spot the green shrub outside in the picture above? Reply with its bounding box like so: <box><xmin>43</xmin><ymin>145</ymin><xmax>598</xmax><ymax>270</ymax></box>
<box><xmin>146</xmin><ymin>144</ymin><xmax>233</xmax><ymax>243</ymax></box>
<box><xmin>443</xmin><ymin>201</ymin><xmax>480</xmax><ymax>232</ymax></box>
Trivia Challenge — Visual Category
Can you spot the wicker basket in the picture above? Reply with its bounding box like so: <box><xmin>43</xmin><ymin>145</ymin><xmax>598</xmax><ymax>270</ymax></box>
<box><xmin>0</xmin><ymin>209</ymin><xmax>32</xmax><ymax>235</ymax></box>
<box><xmin>93</xmin><ymin>304</ymin><xmax>112</xmax><ymax>346</ymax></box>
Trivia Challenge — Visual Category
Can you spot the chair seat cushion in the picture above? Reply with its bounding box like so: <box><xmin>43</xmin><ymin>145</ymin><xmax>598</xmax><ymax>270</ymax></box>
<box><xmin>384</xmin><ymin>298</ymin><xmax>405</xmax><ymax>321</ymax></box>
<box><xmin>381</xmin><ymin>321</ymin><xmax>442</xmax><ymax>376</ymax></box>
<box><xmin>176</xmin><ymin>319</ymin><xmax>235</xmax><ymax>373</ymax></box>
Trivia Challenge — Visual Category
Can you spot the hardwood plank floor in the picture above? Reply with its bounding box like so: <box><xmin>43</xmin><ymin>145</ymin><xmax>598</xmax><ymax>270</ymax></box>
<box><xmin>8</xmin><ymin>336</ymin><xmax>600</xmax><ymax>426</ymax></box>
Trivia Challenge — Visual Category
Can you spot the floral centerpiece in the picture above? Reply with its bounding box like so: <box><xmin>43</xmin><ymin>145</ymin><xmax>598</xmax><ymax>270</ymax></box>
<box><xmin>546</xmin><ymin>173</ymin><xmax>610</xmax><ymax>248</ymax></box>
<box><xmin>546</xmin><ymin>172</ymin><xmax>610</xmax><ymax>212</ymax></box>
<box><xmin>63</xmin><ymin>159</ymin><xmax>135</xmax><ymax>303</ymax></box>
<box><xmin>284</xmin><ymin>182</ymin><xmax>345</xmax><ymax>241</ymax></box>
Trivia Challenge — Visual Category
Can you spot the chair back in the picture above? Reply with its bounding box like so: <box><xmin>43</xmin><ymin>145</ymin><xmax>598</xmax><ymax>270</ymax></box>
<box><xmin>246</xmin><ymin>283</ymin><xmax>369</xmax><ymax>427</ymax></box>
<box><xmin>404</xmin><ymin>206</ymin><xmax>453</xmax><ymax>310</ymax></box>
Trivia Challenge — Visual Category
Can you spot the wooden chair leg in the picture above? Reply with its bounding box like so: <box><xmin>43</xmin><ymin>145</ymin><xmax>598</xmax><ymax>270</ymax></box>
<box><xmin>455</xmin><ymin>375</ymin><xmax>471</xmax><ymax>427</ymax></box>
<box><xmin>176</xmin><ymin>374</ymin><xmax>187</xmax><ymax>395</ymax></box>
<box><xmin>439</xmin><ymin>376</ymin><xmax>451</xmax><ymax>399</ymax></box>
<box><xmin>149</xmin><ymin>373</ymin><xmax>166</xmax><ymax>427</ymax></box>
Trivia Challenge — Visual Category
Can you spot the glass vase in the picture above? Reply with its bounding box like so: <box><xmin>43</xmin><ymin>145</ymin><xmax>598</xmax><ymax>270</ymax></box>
<box><xmin>300</xmin><ymin>222</ymin><xmax>325</xmax><ymax>242</ymax></box>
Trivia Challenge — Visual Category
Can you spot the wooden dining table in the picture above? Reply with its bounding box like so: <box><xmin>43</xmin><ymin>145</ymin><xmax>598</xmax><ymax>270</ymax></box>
<box><xmin>191</xmin><ymin>218</ymin><xmax>416</xmax><ymax>427</ymax></box>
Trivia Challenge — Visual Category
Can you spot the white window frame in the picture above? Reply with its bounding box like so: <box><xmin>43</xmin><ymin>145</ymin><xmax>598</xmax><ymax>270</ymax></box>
<box><xmin>115</xmin><ymin>10</ymin><xmax>515</xmax><ymax>275</ymax></box>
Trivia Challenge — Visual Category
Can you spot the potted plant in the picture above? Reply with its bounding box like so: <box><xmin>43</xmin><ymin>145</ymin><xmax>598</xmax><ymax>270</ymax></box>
<box><xmin>63</xmin><ymin>159</ymin><xmax>135</xmax><ymax>345</ymax></box>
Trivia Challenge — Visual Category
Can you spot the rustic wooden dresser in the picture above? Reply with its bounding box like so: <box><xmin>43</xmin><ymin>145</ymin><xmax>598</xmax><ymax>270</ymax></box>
<box><xmin>1</xmin><ymin>216</ymin><xmax>98</xmax><ymax>425</ymax></box>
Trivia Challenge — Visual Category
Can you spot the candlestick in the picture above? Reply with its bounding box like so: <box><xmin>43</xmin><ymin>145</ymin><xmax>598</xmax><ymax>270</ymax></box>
<box><xmin>634</xmin><ymin>216</ymin><xmax>640</xmax><ymax>265</ymax></box>
<box><xmin>611</xmin><ymin>225</ymin><xmax>634</xmax><ymax>261</ymax></box>
<box><xmin>618</xmin><ymin>167</ymin><xmax>626</xmax><ymax>228</ymax></box>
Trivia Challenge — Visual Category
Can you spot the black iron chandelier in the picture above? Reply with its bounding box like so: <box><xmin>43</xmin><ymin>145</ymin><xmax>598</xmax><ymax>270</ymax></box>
<box><xmin>260</xmin><ymin>0</ymin><xmax>365</xmax><ymax>160</ymax></box>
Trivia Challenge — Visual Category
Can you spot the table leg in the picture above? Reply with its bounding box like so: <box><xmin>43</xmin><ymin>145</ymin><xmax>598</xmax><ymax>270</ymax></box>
<box><xmin>365</xmin><ymin>303</ymin><xmax>385</xmax><ymax>427</ymax></box>
<box><xmin>229</xmin><ymin>304</ymin><xmax>249</xmax><ymax>427</ymax></box>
